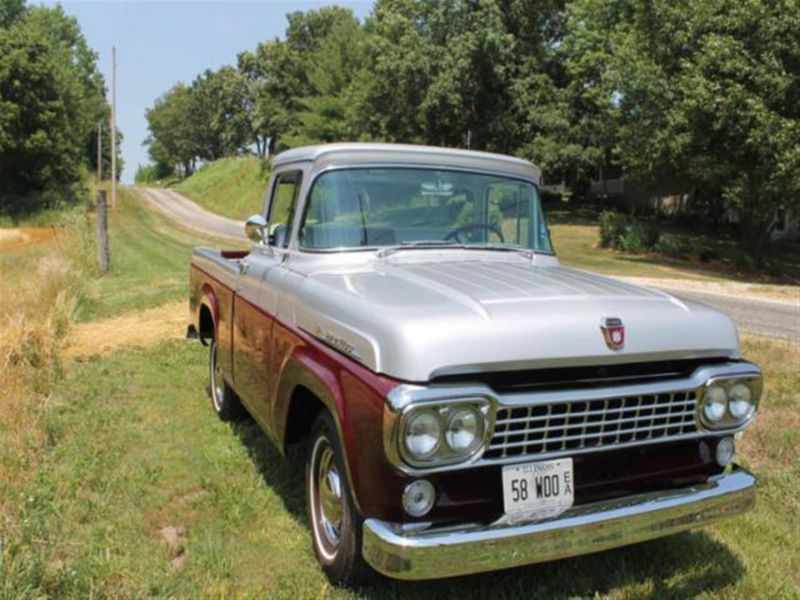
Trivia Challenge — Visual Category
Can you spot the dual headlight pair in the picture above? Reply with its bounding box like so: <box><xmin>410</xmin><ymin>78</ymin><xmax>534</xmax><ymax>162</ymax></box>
<box><xmin>400</xmin><ymin>400</ymin><xmax>490</xmax><ymax>466</ymax></box>
<box><xmin>699</xmin><ymin>376</ymin><xmax>761</xmax><ymax>430</ymax></box>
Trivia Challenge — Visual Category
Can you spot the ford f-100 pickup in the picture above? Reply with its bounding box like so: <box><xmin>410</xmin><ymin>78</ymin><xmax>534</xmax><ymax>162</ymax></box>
<box><xmin>188</xmin><ymin>143</ymin><xmax>760</xmax><ymax>585</ymax></box>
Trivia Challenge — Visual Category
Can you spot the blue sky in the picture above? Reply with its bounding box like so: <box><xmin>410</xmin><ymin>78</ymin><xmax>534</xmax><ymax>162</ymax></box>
<box><xmin>39</xmin><ymin>1</ymin><xmax>373</xmax><ymax>183</ymax></box>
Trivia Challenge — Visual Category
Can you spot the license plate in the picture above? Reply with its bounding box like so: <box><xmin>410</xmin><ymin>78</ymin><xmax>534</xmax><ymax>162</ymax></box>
<box><xmin>502</xmin><ymin>458</ymin><xmax>574</xmax><ymax>521</ymax></box>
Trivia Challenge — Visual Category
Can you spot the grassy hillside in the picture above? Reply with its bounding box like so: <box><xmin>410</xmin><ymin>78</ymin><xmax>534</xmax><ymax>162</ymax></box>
<box><xmin>174</xmin><ymin>157</ymin><xmax>269</xmax><ymax>220</ymax></box>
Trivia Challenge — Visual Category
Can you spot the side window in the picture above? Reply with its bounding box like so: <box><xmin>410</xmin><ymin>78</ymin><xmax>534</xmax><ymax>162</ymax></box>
<box><xmin>268</xmin><ymin>171</ymin><xmax>303</xmax><ymax>247</ymax></box>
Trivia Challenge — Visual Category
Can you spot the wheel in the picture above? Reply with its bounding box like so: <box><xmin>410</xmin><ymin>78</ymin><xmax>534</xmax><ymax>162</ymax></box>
<box><xmin>208</xmin><ymin>338</ymin><xmax>246</xmax><ymax>421</ymax></box>
<box><xmin>306</xmin><ymin>411</ymin><xmax>376</xmax><ymax>586</ymax></box>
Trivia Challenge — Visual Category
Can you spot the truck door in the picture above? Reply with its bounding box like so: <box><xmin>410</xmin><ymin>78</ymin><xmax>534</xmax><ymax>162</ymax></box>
<box><xmin>232</xmin><ymin>170</ymin><xmax>303</xmax><ymax>431</ymax></box>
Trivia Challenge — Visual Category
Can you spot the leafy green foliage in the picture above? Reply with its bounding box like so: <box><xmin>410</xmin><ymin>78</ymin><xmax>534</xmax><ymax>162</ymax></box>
<box><xmin>0</xmin><ymin>1</ymin><xmax>108</xmax><ymax>214</ymax></box>
<box><xmin>134</xmin><ymin>163</ymin><xmax>173</xmax><ymax>184</ymax></box>
<box><xmin>598</xmin><ymin>211</ymin><xmax>660</xmax><ymax>252</ymax></box>
<box><xmin>565</xmin><ymin>0</ymin><xmax>800</xmax><ymax>266</ymax></box>
<box><xmin>141</xmin><ymin>0</ymin><xmax>799</xmax><ymax>268</ymax></box>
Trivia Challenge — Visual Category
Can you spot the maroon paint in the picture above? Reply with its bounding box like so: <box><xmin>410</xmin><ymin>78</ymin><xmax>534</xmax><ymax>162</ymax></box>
<box><xmin>190</xmin><ymin>264</ymin><xmax>724</xmax><ymax>523</ymax></box>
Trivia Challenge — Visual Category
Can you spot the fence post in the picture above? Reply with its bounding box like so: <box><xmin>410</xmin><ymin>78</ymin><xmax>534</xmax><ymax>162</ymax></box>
<box><xmin>96</xmin><ymin>189</ymin><xmax>110</xmax><ymax>274</ymax></box>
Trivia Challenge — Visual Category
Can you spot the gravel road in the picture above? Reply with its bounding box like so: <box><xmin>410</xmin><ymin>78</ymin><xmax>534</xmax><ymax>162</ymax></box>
<box><xmin>137</xmin><ymin>187</ymin><xmax>799</xmax><ymax>342</ymax></box>
<box><xmin>139</xmin><ymin>187</ymin><xmax>245</xmax><ymax>240</ymax></box>
<box><xmin>661</xmin><ymin>289</ymin><xmax>799</xmax><ymax>342</ymax></box>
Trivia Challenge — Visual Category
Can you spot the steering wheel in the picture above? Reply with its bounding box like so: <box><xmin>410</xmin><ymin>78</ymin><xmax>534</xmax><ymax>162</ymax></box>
<box><xmin>445</xmin><ymin>223</ymin><xmax>505</xmax><ymax>244</ymax></box>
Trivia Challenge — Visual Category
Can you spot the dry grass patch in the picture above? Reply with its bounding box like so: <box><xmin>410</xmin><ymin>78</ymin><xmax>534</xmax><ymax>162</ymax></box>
<box><xmin>0</xmin><ymin>225</ymin><xmax>89</xmax><ymax>537</ymax></box>
<box><xmin>64</xmin><ymin>300</ymin><xmax>186</xmax><ymax>358</ymax></box>
<box><xmin>0</xmin><ymin>227</ymin><xmax>58</xmax><ymax>254</ymax></box>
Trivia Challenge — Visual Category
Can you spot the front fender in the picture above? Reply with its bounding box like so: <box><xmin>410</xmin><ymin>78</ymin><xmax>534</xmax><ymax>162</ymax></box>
<box><xmin>272</xmin><ymin>322</ymin><xmax>403</xmax><ymax>518</ymax></box>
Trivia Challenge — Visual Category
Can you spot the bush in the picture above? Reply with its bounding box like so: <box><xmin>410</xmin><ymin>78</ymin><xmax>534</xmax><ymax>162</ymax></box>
<box><xmin>618</xmin><ymin>221</ymin><xmax>660</xmax><ymax>253</ymax></box>
<box><xmin>654</xmin><ymin>237</ymin><xmax>692</xmax><ymax>259</ymax></box>
<box><xmin>598</xmin><ymin>211</ymin><xmax>660</xmax><ymax>252</ymax></box>
<box><xmin>134</xmin><ymin>163</ymin><xmax>174</xmax><ymax>184</ymax></box>
<box><xmin>598</xmin><ymin>211</ymin><xmax>628</xmax><ymax>248</ymax></box>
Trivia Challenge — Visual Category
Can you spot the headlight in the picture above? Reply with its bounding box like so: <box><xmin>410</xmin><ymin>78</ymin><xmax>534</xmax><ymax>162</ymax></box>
<box><xmin>397</xmin><ymin>399</ymin><xmax>490</xmax><ymax>467</ymax></box>
<box><xmin>728</xmin><ymin>383</ymin><xmax>754</xmax><ymax>419</ymax></box>
<box><xmin>703</xmin><ymin>385</ymin><xmax>727</xmax><ymax>423</ymax></box>
<box><xmin>445</xmin><ymin>407</ymin><xmax>483</xmax><ymax>454</ymax></box>
<box><xmin>699</xmin><ymin>374</ymin><xmax>761</xmax><ymax>430</ymax></box>
<box><xmin>404</xmin><ymin>410</ymin><xmax>441</xmax><ymax>459</ymax></box>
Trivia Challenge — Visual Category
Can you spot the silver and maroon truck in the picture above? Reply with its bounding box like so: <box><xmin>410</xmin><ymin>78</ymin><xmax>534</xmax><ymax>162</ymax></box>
<box><xmin>188</xmin><ymin>143</ymin><xmax>760</xmax><ymax>585</ymax></box>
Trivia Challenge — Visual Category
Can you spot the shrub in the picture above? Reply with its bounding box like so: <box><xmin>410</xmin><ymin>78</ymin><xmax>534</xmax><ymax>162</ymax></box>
<box><xmin>598</xmin><ymin>211</ymin><xmax>628</xmax><ymax>248</ymax></box>
<box><xmin>134</xmin><ymin>163</ymin><xmax>174</xmax><ymax>184</ymax></box>
<box><xmin>618</xmin><ymin>221</ymin><xmax>660</xmax><ymax>253</ymax></box>
<box><xmin>654</xmin><ymin>237</ymin><xmax>692</xmax><ymax>259</ymax></box>
<box><xmin>599</xmin><ymin>211</ymin><xmax>661</xmax><ymax>252</ymax></box>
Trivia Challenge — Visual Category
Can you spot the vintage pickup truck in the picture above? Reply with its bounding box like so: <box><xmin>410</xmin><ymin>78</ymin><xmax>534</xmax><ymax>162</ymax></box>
<box><xmin>188</xmin><ymin>143</ymin><xmax>760</xmax><ymax>585</ymax></box>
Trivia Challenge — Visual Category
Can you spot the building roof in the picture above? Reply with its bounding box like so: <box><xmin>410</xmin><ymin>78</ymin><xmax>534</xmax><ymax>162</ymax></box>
<box><xmin>272</xmin><ymin>143</ymin><xmax>541</xmax><ymax>182</ymax></box>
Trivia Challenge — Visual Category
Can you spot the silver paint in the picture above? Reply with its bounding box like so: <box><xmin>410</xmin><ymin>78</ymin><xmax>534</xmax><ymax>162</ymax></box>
<box><xmin>194</xmin><ymin>144</ymin><xmax>742</xmax><ymax>383</ymax></box>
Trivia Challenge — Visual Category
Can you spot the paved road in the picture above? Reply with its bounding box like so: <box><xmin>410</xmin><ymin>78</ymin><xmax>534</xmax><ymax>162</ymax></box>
<box><xmin>137</xmin><ymin>187</ymin><xmax>798</xmax><ymax>341</ymax></box>
<box><xmin>139</xmin><ymin>187</ymin><xmax>245</xmax><ymax>240</ymax></box>
<box><xmin>661</xmin><ymin>289</ymin><xmax>798</xmax><ymax>342</ymax></box>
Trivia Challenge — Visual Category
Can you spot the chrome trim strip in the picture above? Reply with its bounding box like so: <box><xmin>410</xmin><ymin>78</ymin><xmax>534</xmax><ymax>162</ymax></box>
<box><xmin>362</xmin><ymin>467</ymin><xmax>756</xmax><ymax>580</ymax></box>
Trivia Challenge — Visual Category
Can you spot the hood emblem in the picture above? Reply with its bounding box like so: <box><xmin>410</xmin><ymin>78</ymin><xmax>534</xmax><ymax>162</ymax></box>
<box><xmin>600</xmin><ymin>317</ymin><xmax>625</xmax><ymax>350</ymax></box>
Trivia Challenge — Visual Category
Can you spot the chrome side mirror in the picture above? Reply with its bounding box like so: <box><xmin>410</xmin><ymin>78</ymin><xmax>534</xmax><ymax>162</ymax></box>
<box><xmin>245</xmin><ymin>214</ymin><xmax>268</xmax><ymax>244</ymax></box>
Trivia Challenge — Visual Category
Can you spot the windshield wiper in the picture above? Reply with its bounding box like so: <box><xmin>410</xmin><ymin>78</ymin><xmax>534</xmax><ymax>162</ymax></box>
<box><xmin>461</xmin><ymin>244</ymin><xmax>535</xmax><ymax>258</ymax></box>
<box><xmin>376</xmin><ymin>240</ymin><xmax>461</xmax><ymax>257</ymax></box>
<box><xmin>376</xmin><ymin>240</ymin><xmax>535</xmax><ymax>259</ymax></box>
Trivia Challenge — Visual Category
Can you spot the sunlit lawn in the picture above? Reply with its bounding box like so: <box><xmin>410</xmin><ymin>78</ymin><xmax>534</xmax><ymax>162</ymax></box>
<box><xmin>548</xmin><ymin>206</ymin><xmax>800</xmax><ymax>285</ymax></box>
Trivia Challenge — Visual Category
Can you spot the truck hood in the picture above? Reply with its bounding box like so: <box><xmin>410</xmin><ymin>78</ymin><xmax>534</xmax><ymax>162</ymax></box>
<box><xmin>293</xmin><ymin>254</ymin><xmax>740</xmax><ymax>382</ymax></box>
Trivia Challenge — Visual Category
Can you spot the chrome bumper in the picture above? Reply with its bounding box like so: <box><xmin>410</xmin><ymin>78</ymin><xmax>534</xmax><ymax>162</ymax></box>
<box><xmin>362</xmin><ymin>466</ymin><xmax>756</xmax><ymax>580</ymax></box>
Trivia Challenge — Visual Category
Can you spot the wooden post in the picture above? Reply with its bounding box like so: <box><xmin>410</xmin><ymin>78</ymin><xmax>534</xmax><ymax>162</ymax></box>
<box><xmin>110</xmin><ymin>46</ymin><xmax>117</xmax><ymax>211</ymax></box>
<box><xmin>96</xmin><ymin>190</ymin><xmax>110</xmax><ymax>274</ymax></box>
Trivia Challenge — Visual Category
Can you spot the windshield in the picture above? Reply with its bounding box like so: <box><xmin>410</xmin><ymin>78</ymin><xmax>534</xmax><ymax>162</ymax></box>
<box><xmin>299</xmin><ymin>168</ymin><xmax>553</xmax><ymax>253</ymax></box>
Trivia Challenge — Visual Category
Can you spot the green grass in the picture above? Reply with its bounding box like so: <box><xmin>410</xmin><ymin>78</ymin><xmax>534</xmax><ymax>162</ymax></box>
<box><xmin>548</xmin><ymin>207</ymin><xmax>800</xmax><ymax>285</ymax></box>
<box><xmin>3</xmin><ymin>337</ymin><xmax>797</xmax><ymax>598</ymax></box>
<box><xmin>173</xmin><ymin>157</ymin><xmax>269</xmax><ymax>221</ymax></box>
<box><xmin>76</xmin><ymin>187</ymin><xmax>243</xmax><ymax>321</ymax></box>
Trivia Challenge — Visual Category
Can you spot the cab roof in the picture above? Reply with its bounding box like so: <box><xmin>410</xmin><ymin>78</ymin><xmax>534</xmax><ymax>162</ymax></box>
<box><xmin>272</xmin><ymin>143</ymin><xmax>541</xmax><ymax>183</ymax></box>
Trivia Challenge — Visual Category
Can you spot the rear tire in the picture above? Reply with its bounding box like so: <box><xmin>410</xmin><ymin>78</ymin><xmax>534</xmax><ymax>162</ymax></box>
<box><xmin>208</xmin><ymin>338</ymin><xmax>246</xmax><ymax>421</ymax></box>
<box><xmin>306</xmin><ymin>411</ymin><xmax>376</xmax><ymax>587</ymax></box>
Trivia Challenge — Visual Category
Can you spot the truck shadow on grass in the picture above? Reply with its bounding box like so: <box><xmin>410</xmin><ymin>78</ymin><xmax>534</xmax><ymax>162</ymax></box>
<box><xmin>231</xmin><ymin>418</ymin><xmax>745</xmax><ymax>599</ymax></box>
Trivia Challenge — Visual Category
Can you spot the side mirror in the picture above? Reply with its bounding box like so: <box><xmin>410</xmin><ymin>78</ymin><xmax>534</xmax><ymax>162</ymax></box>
<box><xmin>245</xmin><ymin>214</ymin><xmax>268</xmax><ymax>244</ymax></box>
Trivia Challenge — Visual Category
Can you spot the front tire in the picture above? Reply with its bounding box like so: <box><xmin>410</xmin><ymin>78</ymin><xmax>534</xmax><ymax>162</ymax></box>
<box><xmin>208</xmin><ymin>338</ymin><xmax>246</xmax><ymax>421</ymax></box>
<box><xmin>306</xmin><ymin>411</ymin><xmax>375</xmax><ymax>586</ymax></box>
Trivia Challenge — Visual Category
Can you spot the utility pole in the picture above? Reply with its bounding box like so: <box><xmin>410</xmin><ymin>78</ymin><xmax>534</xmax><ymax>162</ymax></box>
<box><xmin>110</xmin><ymin>45</ymin><xmax>117</xmax><ymax>211</ymax></box>
<box><xmin>97</xmin><ymin>121</ymin><xmax>102</xmax><ymax>183</ymax></box>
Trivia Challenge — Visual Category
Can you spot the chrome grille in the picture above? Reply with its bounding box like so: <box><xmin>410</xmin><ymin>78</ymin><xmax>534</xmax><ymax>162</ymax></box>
<box><xmin>484</xmin><ymin>391</ymin><xmax>698</xmax><ymax>460</ymax></box>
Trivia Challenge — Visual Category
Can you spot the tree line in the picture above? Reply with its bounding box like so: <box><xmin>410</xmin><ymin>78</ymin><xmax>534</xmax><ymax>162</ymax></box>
<box><xmin>0</xmin><ymin>0</ymin><xmax>120</xmax><ymax>216</ymax></box>
<box><xmin>143</xmin><ymin>0</ymin><xmax>799</xmax><ymax>266</ymax></box>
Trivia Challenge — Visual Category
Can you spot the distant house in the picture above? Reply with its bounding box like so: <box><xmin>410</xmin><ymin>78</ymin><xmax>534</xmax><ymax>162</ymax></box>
<box><xmin>722</xmin><ymin>205</ymin><xmax>800</xmax><ymax>241</ymax></box>
<box><xmin>589</xmin><ymin>177</ymin><xmax>690</xmax><ymax>215</ymax></box>
<box><xmin>590</xmin><ymin>177</ymin><xmax>799</xmax><ymax>240</ymax></box>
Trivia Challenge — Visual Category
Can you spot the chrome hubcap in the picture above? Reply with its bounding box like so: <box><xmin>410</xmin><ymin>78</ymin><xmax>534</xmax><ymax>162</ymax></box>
<box><xmin>311</xmin><ymin>437</ymin><xmax>343</xmax><ymax>558</ymax></box>
<box><xmin>210</xmin><ymin>343</ymin><xmax>224</xmax><ymax>411</ymax></box>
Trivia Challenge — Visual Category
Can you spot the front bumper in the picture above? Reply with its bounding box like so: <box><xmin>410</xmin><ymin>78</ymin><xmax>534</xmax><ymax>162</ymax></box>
<box><xmin>362</xmin><ymin>466</ymin><xmax>755</xmax><ymax>580</ymax></box>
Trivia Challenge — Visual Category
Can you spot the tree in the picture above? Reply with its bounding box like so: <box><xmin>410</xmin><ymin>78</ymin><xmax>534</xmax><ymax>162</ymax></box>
<box><xmin>360</xmin><ymin>0</ymin><xmax>568</xmax><ymax>159</ymax></box>
<box><xmin>565</xmin><ymin>0</ymin><xmax>800</xmax><ymax>265</ymax></box>
<box><xmin>145</xmin><ymin>83</ymin><xmax>198</xmax><ymax>176</ymax></box>
<box><xmin>189</xmin><ymin>66</ymin><xmax>251</xmax><ymax>160</ymax></box>
<box><xmin>237</xmin><ymin>6</ymin><xmax>363</xmax><ymax>152</ymax></box>
<box><xmin>0</xmin><ymin>1</ymin><xmax>107</xmax><ymax>212</ymax></box>
<box><xmin>289</xmin><ymin>9</ymin><xmax>367</xmax><ymax>145</ymax></box>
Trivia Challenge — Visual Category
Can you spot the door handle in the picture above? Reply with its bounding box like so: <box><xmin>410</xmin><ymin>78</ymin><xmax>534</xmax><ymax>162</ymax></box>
<box><xmin>238</xmin><ymin>261</ymin><xmax>250</xmax><ymax>275</ymax></box>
